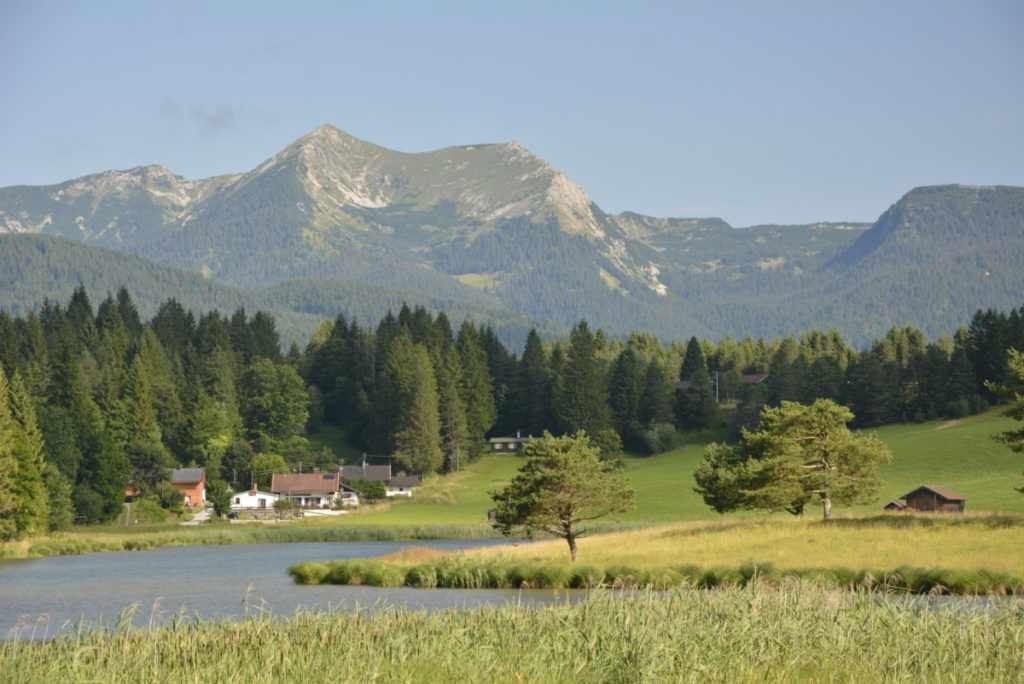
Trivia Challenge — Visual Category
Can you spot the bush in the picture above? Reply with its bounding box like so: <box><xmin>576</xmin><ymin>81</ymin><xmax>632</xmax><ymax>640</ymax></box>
<box><xmin>129</xmin><ymin>497</ymin><xmax>172</xmax><ymax>524</ymax></box>
<box><xmin>641</xmin><ymin>423</ymin><xmax>680</xmax><ymax>455</ymax></box>
<box><xmin>347</xmin><ymin>479</ymin><xmax>386</xmax><ymax>502</ymax></box>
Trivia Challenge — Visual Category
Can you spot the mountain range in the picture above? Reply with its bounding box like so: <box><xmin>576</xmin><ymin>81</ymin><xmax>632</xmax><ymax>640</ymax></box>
<box><xmin>2</xmin><ymin>124</ymin><xmax>1022</xmax><ymax>347</ymax></box>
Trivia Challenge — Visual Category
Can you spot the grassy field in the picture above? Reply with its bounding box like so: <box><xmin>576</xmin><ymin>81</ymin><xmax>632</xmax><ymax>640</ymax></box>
<box><xmin>340</xmin><ymin>408</ymin><xmax>1024</xmax><ymax>526</ymax></box>
<box><xmin>472</xmin><ymin>513</ymin><xmax>1024</xmax><ymax>574</ymax></box>
<box><xmin>291</xmin><ymin>513</ymin><xmax>1024</xmax><ymax>594</ymax></box>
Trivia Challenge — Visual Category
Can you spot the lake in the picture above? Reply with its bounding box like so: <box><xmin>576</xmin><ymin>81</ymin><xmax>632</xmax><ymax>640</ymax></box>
<box><xmin>0</xmin><ymin>540</ymin><xmax>574</xmax><ymax>640</ymax></box>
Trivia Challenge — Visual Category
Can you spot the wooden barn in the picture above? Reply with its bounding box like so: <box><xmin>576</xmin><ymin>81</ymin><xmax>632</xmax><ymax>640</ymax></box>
<box><xmin>899</xmin><ymin>485</ymin><xmax>966</xmax><ymax>513</ymax></box>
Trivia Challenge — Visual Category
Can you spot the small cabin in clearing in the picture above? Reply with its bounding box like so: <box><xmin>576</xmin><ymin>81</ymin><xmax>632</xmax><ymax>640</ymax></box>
<box><xmin>489</xmin><ymin>433</ymin><xmax>531</xmax><ymax>454</ymax></box>
<box><xmin>900</xmin><ymin>486</ymin><xmax>966</xmax><ymax>513</ymax></box>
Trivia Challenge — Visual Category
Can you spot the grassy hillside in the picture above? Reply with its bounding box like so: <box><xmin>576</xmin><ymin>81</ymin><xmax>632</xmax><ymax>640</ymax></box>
<box><xmin>341</xmin><ymin>408</ymin><xmax>1023</xmax><ymax>527</ymax></box>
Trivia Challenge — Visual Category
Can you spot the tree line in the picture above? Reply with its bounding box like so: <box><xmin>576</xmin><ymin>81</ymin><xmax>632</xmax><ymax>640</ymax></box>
<box><xmin>1</xmin><ymin>284</ymin><xmax>1022</xmax><ymax>540</ymax></box>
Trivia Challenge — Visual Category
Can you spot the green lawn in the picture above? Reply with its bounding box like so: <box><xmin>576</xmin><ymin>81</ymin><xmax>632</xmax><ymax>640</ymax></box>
<box><xmin>338</xmin><ymin>453</ymin><xmax>525</xmax><ymax>526</ymax></box>
<box><xmin>338</xmin><ymin>408</ymin><xmax>1024</xmax><ymax>526</ymax></box>
<box><xmin>869</xmin><ymin>410</ymin><xmax>1023</xmax><ymax>512</ymax></box>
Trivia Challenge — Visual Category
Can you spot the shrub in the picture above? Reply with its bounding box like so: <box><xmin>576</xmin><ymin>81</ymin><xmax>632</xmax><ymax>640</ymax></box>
<box><xmin>570</xmin><ymin>565</ymin><xmax>606</xmax><ymax>588</ymax></box>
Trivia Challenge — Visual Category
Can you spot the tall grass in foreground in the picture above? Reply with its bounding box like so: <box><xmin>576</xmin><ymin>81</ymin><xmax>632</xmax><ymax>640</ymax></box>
<box><xmin>4</xmin><ymin>586</ymin><xmax>1022</xmax><ymax>682</ymax></box>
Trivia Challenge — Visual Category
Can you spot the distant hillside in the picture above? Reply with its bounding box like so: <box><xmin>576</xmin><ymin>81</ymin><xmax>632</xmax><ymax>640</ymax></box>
<box><xmin>2</xmin><ymin>125</ymin><xmax>1022</xmax><ymax>344</ymax></box>
<box><xmin>0</xmin><ymin>234</ymin><xmax>559</xmax><ymax>349</ymax></box>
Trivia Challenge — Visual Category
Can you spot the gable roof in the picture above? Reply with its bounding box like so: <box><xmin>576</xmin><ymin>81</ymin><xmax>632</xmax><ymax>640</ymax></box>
<box><xmin>341</xmin><ymin>464</ymin><xmax>392</xmax><ymax>482</ymax></box>
<box><xmin>271</xmin><ymin>473</ymin><xmax>340</xmax><ymax>494</ymax></box>
<box><xmin>170</xmin><ymin>468</ymin><xmax>205</xmax><ymax>484</ymax></box>
<box><xmin>900</xmin><ymin>485</ymin><xmax>966</xmax><ymax>502</ymax></box>
<box><xmin>386</xmin><ymin>475</ymin><xmax>421</xmax><ymax>488</ymax></box>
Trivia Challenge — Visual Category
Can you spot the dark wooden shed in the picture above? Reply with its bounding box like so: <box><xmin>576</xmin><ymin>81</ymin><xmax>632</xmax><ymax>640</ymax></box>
<box><xmin>900</xmin><ymin>486</ymin><xmax>966</xmax><ymax>513</ymax></box>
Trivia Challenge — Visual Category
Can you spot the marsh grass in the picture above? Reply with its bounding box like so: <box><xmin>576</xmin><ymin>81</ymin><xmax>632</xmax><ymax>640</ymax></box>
<box><xmin>0</xmin><ymin>524</ymin><xmax>509</xmax><ymax>560</ymax></box>
<box><xmin>3</xmin><ymin>586</ymin><xmax>1022</xmax><ymax>682</ymax></box>
<box><xmin>291</xmin><ymin>554</ymin><xmax>1024</xmax><ymax>595</ymax></box>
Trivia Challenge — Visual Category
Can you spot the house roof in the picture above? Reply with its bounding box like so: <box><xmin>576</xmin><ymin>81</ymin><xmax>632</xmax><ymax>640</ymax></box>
<box><xmin>387</xmin><ymin>476</ymin><xmax>421</xmax><ymax>488</ymax></box>
<box><xmin>170</xmin><ymin>468</ymin><xmax>205</xmax><ymax>484</ymax></box>
<box><xmin>488</xmin><ymin>435</ymin><xmax>531</xmax><ymax>444</ymax></box>
<box><xmin>341</xmin><ymin>464</ymin><xmax>392</xmax><ymax>482</ymax></box>
<box><xmin>883</xmin><ymin>500</ymin><xmax>907</xmax><ymax>509</ymax></box>
<box><xmin>271</xmin><ymin>473</ymin><xmax>340</xmax><ymax>494</ymax></box>
<box><xmin>900</xmin><ymin>485</ymin><xmax>966</xmax><ymax>502</ymax></box>
<box><xmin>239</xmin><ymin>488</ymin><xmax>279</xmax><ymax>499</ymax></box>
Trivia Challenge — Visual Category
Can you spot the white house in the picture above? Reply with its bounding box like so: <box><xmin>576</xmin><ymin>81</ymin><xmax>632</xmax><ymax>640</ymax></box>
<box><xmin>385</xmin><ymin>476</ymin><xmax>420</xmax><ymax>497</ymax></box>
<box><xmin>271</xmin><ymin>473</ymin><xmax>344</xmax><ymax>508</ymax></box>
<box><xmin>231</xmin><ymin>487</ymin><xmax>280</xmax><ymax>511</ymax></box>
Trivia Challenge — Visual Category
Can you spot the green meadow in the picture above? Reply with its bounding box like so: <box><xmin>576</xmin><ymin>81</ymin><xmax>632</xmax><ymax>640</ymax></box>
<box><xmin>335</xmin><ymin>408</ymin><xmax>1024</xmax><ymax>527</ymax></box>
<box><xmin>2</xmin><ymin>409</ymin><xmax>1020</xmax><ymax>561</ymax></box>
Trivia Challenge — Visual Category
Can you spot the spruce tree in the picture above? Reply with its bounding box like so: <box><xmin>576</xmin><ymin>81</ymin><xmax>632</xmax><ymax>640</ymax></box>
<box><xmin>510</xmin><ymin>329</ymin><xmax>551</xmax><ymax>435</ymax></box>
<box><xmin>554</xmin><ymin>320</ymin><xmax>611</xmax><ymax>436</ymax></box>
<box><xmin>457</xmin><ymin>323</ymin><xmax>497</xmax><ymax>455</ymax></box>
<box><xmin>437</xmin><ymin>346</ymin><xmax>471</xmax><ymax>472</ymax></box>
<box><xmin>608</xmin><ymin>347</ymin><xmax>645</xmax><ymax>447</ymax></box>
<box><xmin>393</xmin><ymin>343</ymin><xmax>443</xmax><ymax>475</ymax></box>
<box><xmin>7</xmin><ymin>373</ymin><xmax>50</xmax><ymax>536</ymax></box>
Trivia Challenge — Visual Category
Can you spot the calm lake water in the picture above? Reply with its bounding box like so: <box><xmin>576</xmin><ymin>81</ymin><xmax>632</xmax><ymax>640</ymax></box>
<box><xmin>0</xmin><ymin>540</ymin><xmax>574</xmax><ymax>640</ymax></box>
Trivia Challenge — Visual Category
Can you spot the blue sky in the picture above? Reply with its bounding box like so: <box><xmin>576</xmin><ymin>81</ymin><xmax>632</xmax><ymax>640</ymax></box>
<box><xmin>2</xmin><ymin>0</ymin><xmax>1022</xmax><ymax>226</ymax></box>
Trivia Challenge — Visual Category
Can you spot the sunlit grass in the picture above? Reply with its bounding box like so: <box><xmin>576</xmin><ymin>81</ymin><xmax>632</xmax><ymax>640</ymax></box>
<box><xmin>476</xmin><ymin>513</ymin><xmax>1024</xmax><ymax>574</ymax></box>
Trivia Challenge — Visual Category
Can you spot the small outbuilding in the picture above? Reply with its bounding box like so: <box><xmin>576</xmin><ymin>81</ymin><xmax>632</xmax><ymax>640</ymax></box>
<box><xmin>883</xmin><ymin>499</ymin><xmax>907</xmax><ymax>512</ymax></box>
<box><xmin>489</xmin><ymin>433</ymin><xmax>531</xmax><ymax>454</ymax></box>
<box><xmin>900</xmin><ymin>485</ymin><xmax>966</xmax><ymax>513</ymax></box>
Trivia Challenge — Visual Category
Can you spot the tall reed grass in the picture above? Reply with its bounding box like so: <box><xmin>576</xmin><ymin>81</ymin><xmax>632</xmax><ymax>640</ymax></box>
<box><xmin>4</xmin><ymin>586</ymin><xmax>1022</xmax><ymax>682</ymax></box>
<box><xmin>0</xmin><ymin>524</ymin><xmax>508</xmax><ymax>560</ymax></box>
<box><xmin>289</xmin><ymin>555</ymin><xmax>1024</xmax><ymax>595</ymax></box>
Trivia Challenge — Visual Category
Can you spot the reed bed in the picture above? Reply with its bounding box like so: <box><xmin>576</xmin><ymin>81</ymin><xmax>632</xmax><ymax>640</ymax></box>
<box><xmin>0</xmin><ymin>524</ymin><xmax>507</xmax><ymax>560</ymax></box>
<box><xmin>289</xmin><ymin>555</ymin><xmax>1024</xmax><ymax>596</ymax></box>
<box><xmin>3</xmin><ymin>586</ymin><xmax>1022</xmax><ymax>682</ymax></box>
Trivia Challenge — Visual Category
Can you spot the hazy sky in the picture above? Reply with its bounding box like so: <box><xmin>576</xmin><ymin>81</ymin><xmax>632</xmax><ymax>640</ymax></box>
<box><xmin>2</xmin><ymin>0</ymin><xmax>1022</xmax><ymax>226</ymax></box>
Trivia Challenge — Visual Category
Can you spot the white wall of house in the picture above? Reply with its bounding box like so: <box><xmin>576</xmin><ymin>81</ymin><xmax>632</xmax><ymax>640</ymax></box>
<box><xmin>231</xmin><ymin>489</ymin><xmax>280</xmax><ymax>510</ymax></box>
<box><xmin>279</xmin><ymin>492</ymin><xmax>339</xmax><ymax>508</ymax></box>
<box><xmin>385</xmin><ymin>486</ymin><xmax>414</xmax><ymax>497</ymax></box>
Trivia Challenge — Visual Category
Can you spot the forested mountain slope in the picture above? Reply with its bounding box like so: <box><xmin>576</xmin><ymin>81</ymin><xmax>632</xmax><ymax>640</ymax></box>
<box><xmin>2</xmin><ymin>125</ymin><xmax>1022</xmax><ymax>344</ymax></box>
<box><xmin>0</xmin><ymin>234</ymin><xmax>558</xmax><ymax>349</ymax></box>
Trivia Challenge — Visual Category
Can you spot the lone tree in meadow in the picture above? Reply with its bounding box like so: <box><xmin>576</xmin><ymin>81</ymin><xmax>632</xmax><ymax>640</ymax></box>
<box><xmin>987</xmin><ymin>348</ymin><xmax>1024</xmax><ymax>492</ymax></box>
<box><xmin>694</xmin><ymin>399</ymin><xmax>890</xmax><ymax>519</ymax></box>
<box><xmin>490</xmin><ymin>431</ymin><xmax>634</xmax><ymax>562</ymax></box>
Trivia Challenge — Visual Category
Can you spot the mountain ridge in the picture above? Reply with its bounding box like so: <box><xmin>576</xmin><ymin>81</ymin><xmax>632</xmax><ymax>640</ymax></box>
<box><xmin>2</xmin><ymin>125</ymin><xmax>1022</xmax><ymax>344</ymax></box>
